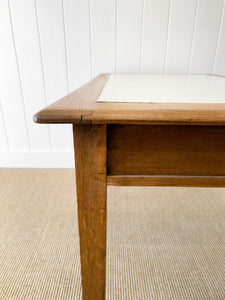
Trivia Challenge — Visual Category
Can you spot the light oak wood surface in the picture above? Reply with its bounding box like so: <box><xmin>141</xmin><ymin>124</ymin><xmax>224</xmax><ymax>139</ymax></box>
<box><xmin>86</xmin><ymin>102</ymin><xmax>225</xmax><ymax>125</ymax></box>
<box><xmin>73</xmin><ymin>125</ymin><xmax>107</xmax><ymax>300</ymax></box>
<box><xmin>34</xmin><ymin>74</ymin><xmax>110</xmax><ymax>124</ymax></box>
<box><xmin>34</xmin><ymin>74</ymin><xmax>225</xmax><ymax>125</ymax></box>
<box><xmin>107</xmin><ymin>175</ymin><xmax>225</xmax><ymax>187</ymax></box>
<box><xmin>107</xmin><ymin>125</ymin><xmax>225</xmax><ymax>176</ymax></box>
<box><xmin>34</xmin><ymin>73</ymin><xmax>225</xmax><ymax>300</ymax></box>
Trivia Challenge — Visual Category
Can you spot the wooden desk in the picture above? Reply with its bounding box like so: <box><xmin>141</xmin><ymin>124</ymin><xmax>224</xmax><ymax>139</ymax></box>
<box><xmin>34</xmin><ymin>74</ymin><xmax>225</xmax><ymax>300</ymax></box>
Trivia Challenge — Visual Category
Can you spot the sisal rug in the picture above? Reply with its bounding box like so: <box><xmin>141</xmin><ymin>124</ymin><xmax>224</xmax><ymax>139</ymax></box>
<box><xmin>0</xmin><ymin>169</ymin><xmax>224</xmax><ymax>299</ymax></box>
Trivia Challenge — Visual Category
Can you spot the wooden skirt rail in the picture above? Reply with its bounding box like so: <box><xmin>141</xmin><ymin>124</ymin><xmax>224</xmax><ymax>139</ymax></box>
<box><xmin>107</xmin><ymin>175</ymin><xmax>225</xmax><ymax>187</ymax></box>
<box><xmin>107</xmin><ymin>124</ymin><xmax>225</xmax><ymax>187</ymax></box>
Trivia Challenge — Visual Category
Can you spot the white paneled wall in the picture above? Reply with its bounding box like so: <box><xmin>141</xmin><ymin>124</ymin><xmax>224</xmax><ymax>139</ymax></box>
<box><xmin>0</xmin><ymin>0</ymin><xmax>225</xmax><ymax>167</ymax></box>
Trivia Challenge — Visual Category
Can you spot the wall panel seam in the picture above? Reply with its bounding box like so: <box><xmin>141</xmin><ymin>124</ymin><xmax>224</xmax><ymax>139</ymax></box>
<box><xmin>115</xmin><ymin>0</ymin><xmax>118</xmax><ymax>73</ymax></box>
<box><xmin>34</xmin><ymin>0</ymin><xmax>52</xmax><ymax>151</ymax></box>
<box><xmin>139</xmin><ymin>0</ymin><xmax>145</xmax><ymax>73</ymax></box>
<box><xmin>61</xmin><ymin>0</ymin><xmax>73</xmax><ymax>151</ymax></box>
<box><xmin>188</xmin><ymin>0</ymin><xmax>199</xmax><ymax>73</ymax></box>
<box><xmin>163</xmin><ymin>0</ymin><xmax>172</xmax><ymax>73</ymax></box>
<box><xmin>212</xmin><ymin>0</ymin><xmax>225</xmax><ymax>74</ymax></box>
<box><xmin>8</xmin><ymin>0</ymin><xmax>31</xmax><ymax>150</ymax></box>
<box><xmin>88</xmin><ymin>0</ymin><xmax>93</xmax><ymax>78</ymax></box>
<box><xmin>61</xmin><ymin>0</ymin><xmax>70</xmax><ymax>92</ymax></box>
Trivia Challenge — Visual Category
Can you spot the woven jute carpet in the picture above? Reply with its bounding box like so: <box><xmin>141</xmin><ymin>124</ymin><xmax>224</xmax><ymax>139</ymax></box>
<box><xmin>0</xmin><ymin>169</ymin><xmax>224</xmax><ymax>299</ymax></box>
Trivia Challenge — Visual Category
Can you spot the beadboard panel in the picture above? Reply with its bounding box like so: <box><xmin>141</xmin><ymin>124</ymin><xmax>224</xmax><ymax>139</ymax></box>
<box><xmin>63</xmin><ymin>0</ymin><xmax>91</xmax><ymax>91</ymax></box>
<box><xmin>165</xmin><ymin>0</ymin><xmax>197</xmax><ymax>73</ymax></box>
<box><xmin>9</xmin><ymin>0</ymin><xmax>51</xmax><ymax>151</ymax></box>
<box><xmin>213</xmin><ymin>1</ymin><xmax>225</xmax><ymax>74</ymax></box>
<box><xmin>1</xmin><ymin>0</ymin><xmax>225</xmax><ymax>167</ymax></box>
<box><xmin>117</xmin><ymin>0</ymin><xmax>143</xmax><ymax>72</ymax></box>
<box><xmin>91</xmin><ymin>0</ymin><xmax>116</xmax><ymax>76</ymax></box>
<box><xmin>35</xmin><ymin>0</ymin><xmax>73</xmax><ymax>152</ymax></box>
<box><xmin>141</xmin><ymin>0</ymin><xmax>171</xmax><ymax>73</ymax></box>
<box><xmin>0</xmin><ymin>0</ymin><xmax>30</xmax><ymax>152</ymax></box>
<box><xmin>189</xmin><ymin>0</ymin><xmax>224</xmax><ymax>73</ymax></box>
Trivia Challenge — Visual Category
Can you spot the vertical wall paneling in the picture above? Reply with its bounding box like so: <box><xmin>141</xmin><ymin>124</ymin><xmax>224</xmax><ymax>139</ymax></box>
<box><xmin>63</xmin><ymin>0</ymin><xmax>91</xmax><ymax>91</ymax></box>
<box><xmin>141</xmin><ymin>0</ymin><xmax>171</xmax><ymax>73</ymax></box>
<box><xmin>165</xmin><ymin>0</ymin><xmax>197</xmax><ymax>73</ymax></box>
<box><xmin>213</xmin><ymin>0</ymin><xmax>225</xmax><ymax>75</ymax></box>
<box><xmin>9</xmin><ymin>0</ymin><xmax>51</xmax><ymax>151</ymax></box>
<box><xmin>189</xmin><ymin>0</ymin><xmax>224</xmax><ymax>73</ymax></box>
<box><xmin>1</xmin><ymin>0</ymin><xmax>225</xmax><ymax>167</ymax></box>
<box><xmin>117</xmin><ymin>0</ymin><xmax>143</xmax><ymax>72</ymax></box>
<box><xmin>115</xmin><ymin>0</ymin><xmax>118</xmax><ymax>72</ymax></box>
<box><xmin>61</xmin><ymin>0</ymin><xmax>70</xmax><ymax>93</ymax></box>
<box><xmin>90</xmin><ymin>0</ymin><xmax>116</xmax><ymax>77</ymax></box>
<box><xmin>35</xmin><ymin>0</ymin><xmax>72</xmax><ymax>151</ymax></box>
<box><xmin>0</xmin><ymin>100</ymin><xmax>9</xmax><ymax>152</ymax></box>
<box><xmin>0</xmin><ymin>0</ymin><xmax>29</xmax><ymax>151</ymax></box>
<box><xmin>139</xmin><ymin>0</ymin><xmax>145</xmax><ymax>73</ymax></box>
<box><xmin>163</xmin><ymin>0</ymin><xmax>172</xmax><ymax>73</ymax></box>
<box><xmin>188</xmin><ymin>0</ymin><xmax>199</xmax><ymax>73</ymax></box>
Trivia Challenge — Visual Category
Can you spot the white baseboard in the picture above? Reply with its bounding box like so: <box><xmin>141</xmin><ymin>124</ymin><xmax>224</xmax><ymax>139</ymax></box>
<box><xmin>0</xmin><ymin>152</ymin><xmax>74</xmax><ymax>168</ymax></box>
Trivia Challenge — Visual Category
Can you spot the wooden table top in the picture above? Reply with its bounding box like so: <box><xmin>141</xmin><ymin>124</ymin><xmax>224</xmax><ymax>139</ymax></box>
<box><xmin>34</xmin><ymin>74</ymin><xmax>225</xmax><ymax>125</ymax></box>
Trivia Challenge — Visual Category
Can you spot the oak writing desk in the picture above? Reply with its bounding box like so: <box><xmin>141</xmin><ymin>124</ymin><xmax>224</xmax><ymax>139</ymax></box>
<box><xmin>34</xmin><ymin>74</ymin><xmax>225</xmax><ymax>300</ymax></box>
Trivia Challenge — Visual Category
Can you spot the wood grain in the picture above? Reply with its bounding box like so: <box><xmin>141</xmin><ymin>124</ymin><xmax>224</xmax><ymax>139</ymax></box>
<box><xmin>33</xmin><ymin>74</ymin><xmax>110</xmax><ymax>123</ymax></box>
<box><xmin>73</xmin><ymin>124</ymin><xmax>107</xmax><ymax>300</ymax></box>
<box><xmin>33</xmin><ymin>74</ymin><xmax>225</xmax><ymax>125</ymax></box>
<box><xmin>107</xmin><ymin>125</ymin><xmax>225</xmax><ymax>176</ymax></box>
<box><xmin>85</xmin><ymin>102</ymin><xmax>225</xmax><ymax>125</ymax></box>
<box><xmin>107</xmin><ymin>175</ymin><xmax>225</xmax><ymax>187</ymax></box>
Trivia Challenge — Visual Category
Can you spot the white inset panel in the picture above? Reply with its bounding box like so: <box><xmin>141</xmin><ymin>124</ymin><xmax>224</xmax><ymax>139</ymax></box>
<box><xmin>97</xmin><ymin>74</ymin><xmax>225</xmax><ymax>103</ymax></box>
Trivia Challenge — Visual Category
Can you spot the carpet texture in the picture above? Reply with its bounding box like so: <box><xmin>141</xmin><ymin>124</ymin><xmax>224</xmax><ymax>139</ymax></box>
<box><xmin>0</xmin><ymin>169</ymin><xmax>224</xmax><ymax>299</ymax></box>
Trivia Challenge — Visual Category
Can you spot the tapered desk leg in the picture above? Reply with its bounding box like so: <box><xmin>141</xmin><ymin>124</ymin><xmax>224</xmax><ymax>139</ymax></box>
<box><xmin>73</xmin><ymin>124</ymin><xmax>107</xmax><ymax>300</ymax></box>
